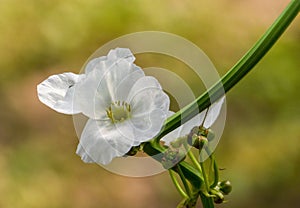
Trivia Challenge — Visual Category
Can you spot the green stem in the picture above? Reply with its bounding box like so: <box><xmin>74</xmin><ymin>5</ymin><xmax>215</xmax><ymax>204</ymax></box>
<box><xmin>184</xmin><ymin>142</ymin><xmax>203</xmax><ymax>175</ymax></box>
<box><xmin>169</xmin><ymin>170</ymin><xmax>189</xmax><ymax>199</ymax></box>
<box><xmin>200</xmin><ymin>192</ymin><xmax>215</xmax><ymax>208</ymax></box>
<box><xmin>187</xmin><ymin>150</ymin><xmax>203</xmax><ymax>175</ymax></box>
<box><xmin>204</xmin><ymin>146</ymin><xmax>219</xmax><ymax>188</ymax></box>
<box><xmin>176</xmin><ymin>165</ymin><xmax>192</xmax><ymax>198</ymax></box>
<box><xmin>199</xmin><ymin>146</ymin><xmax>214</xmax><ymax>196</ymax></box>
<box><xmin>153</xmin><ymin>0</ymin><xmax>300</xmax><ymax>143</ymax></box>
<box><xmin>143</xmin><ymin>1</ymin><xmax>299</xmax><ymax>208</ymax></box>
<box><xmin>209</xmin><ymin>154</ymin><xmax>219</xmax><ymax>189</ymax></box>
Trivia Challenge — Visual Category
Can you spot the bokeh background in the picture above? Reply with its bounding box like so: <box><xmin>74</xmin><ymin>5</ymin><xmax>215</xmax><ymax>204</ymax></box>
<box><xmin>0</xmin><ymin>0</ymin><xmax>299</xmax><ymax>207</ymax></box>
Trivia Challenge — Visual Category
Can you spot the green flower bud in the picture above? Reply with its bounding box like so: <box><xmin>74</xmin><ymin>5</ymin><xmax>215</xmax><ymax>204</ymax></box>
<box><xmin>190</xmin><ymin>126</ymin><xmax>200</xmax><ymax>135</ymax></box>
<box><xmin>210</xmin><ymin>188</ymin><xmax>226</xmax><ymax>204</ymax></box>
<box><xmin>187</xmin><ymin>126</ymin><xmax>212</xmax><ymax>149</ymax></box>
<box><xmin>219</xmin><ymin>180</ymin><xmax>232</xmax><ymax>195</ymax></box>
<box><xmin>214</xmin><ymin>196</ymin><xmax>224</xmax><ymax>204</ymax></box>
<box><xmin>187</xmin><ymin>126</ymin><xmax>200</xmax><ymax>145</ymax></box>
<box><xmin>189</xmin><ymin>135</ymin><xmax>208</xmax><ymax>149</ymax></box>
<box><xmin>213</xmin><ymin>191</ymin><xmax>224</xmax><ymax>204</ymax></box>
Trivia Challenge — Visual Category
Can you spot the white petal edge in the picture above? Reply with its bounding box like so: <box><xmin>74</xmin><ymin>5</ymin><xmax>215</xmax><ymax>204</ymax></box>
<box><xmin>85</xmin><ymin>48</ymin><xmax>135</xmax><ymax>74</ymax></box>
<box><xmin>107</xmin><ymin>48</ymin><xmax>135</xmax><ymax>63</ymax></box>
<box><xmin>76</xmin><ymin>144</ymin><xmax>94</xmax><ymax>163</ymax></box>
<box><xmin>77</xmin><ymin>119</ymin><xmax>135</xmax><ymax>165</ymax></box>
<box><xmin>37</xmin><ymin>72</ymin><xmax>85</xmax><ymax>114</ymax></box>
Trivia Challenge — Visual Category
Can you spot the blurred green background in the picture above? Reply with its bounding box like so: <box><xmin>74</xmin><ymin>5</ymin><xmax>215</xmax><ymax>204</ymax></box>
<box><xmin>0</xmin><ymin>0</ymin><xmax>299</xmax><ymax>207</ymax></box>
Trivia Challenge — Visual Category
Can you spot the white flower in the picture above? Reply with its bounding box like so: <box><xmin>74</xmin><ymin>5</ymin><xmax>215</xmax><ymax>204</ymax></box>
<box><xmin>37</xmin><ymin>48</ymin><xmax>170</xmax><ymax>165</ymax></box>
<box><xmin>161</xmin><ymin>97</ymin><xmax>225</xmax><ymax>145</ymax></box>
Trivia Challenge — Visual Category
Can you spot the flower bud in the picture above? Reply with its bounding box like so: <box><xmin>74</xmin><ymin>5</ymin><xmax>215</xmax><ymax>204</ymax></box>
<box><xmin>191</xmin><ymin>135</ymin><xmax>208</xmax><ymax>149</ymax></box>
<box><xmin>187</xmin><ymin>134</ymin><xmax>198</xmax><ymax>148</ymax></box>
<box><xmin>219</xmin><ymin>180</ymin><xmax>232</xmax><ymax>195</ymax></box>
<box><xmin>191</xmin><ymin>126</ymin><xmax>200</xmax><ymax>135</ymax></box>
<box><xmin>213</xmin><ymin>192</ymin><xmax>224</xmax><ymax>204</ymax></box>
<box><xmin>187</xmin><ymin>126</ymin><xmax>200</xmax><ymax>145</ymax></box>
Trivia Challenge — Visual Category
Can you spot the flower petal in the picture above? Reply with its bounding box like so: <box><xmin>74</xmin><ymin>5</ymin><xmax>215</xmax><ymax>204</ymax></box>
<box><xmin>76</xmin><ymin>144</ymin><xmax>94</xmax><ymax>163</ymax></box>
<box><xmin>124</xmin><ymin>78</ymin><xmax>170</xmax><ymax>143</ymax></box>
<box><xmin>107</xmin><ymin>48</ymin><xmax>135</xmax><ymax>63</ymax></box>
<box><xmin>98</xmin><ymin>60</ymin><xmax>142</xmax><ymax>102</ymax></box>
<box><xmin>127</xmin><ymin>76</ymin><xmax>169</xmax><ymax>116</ymax></box>
<box><xmin>76</xmin><ymin>58</ymin><xmax>143</xmax><ymax>119</ymax></box>
<box><xmin>115</xmin><ymin>67</ymin><xmax>145</xmax><ymax>101</ymax></box>
<box><xmin>130</xmin><ymin>109</ymin><xmax>169</xmax><ymax>143</ymax></box>
<box><xmin>37</xmin><ymin>72</ymin><xmax>85</xmax><ymax>114</ymax></box>
<box><xmin>76</xmin><ymin>119</ymin><xmax>135</xmax><ymax>165</ymax></box>
<box><xmin>85</xmin><ymin>48</ymin><xmax>135</xmax><ymax>74</ymax></box>
<box><xmin>84</xmin><ymin>56</ymin><xmax>106</xmax><ymax>74</ymax></box>
<box><xmin>73</xmin><ymin>69</ymin><xmax>109</xmax><ymax>120</ymax></box>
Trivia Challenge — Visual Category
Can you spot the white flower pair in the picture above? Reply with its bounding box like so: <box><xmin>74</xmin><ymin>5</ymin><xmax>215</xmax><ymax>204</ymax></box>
<box><xmin>37</xmin><ymin>48</ymin><xmax>224</xmax><ymax>165</ymax></box>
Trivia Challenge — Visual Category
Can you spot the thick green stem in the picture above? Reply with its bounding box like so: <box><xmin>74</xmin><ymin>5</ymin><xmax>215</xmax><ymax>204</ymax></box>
<box><xmin>199</xmin><ymin>192</ymin><xmax>215</xmax><ymax>208</ymax></box>
<box><xmin>143</xmin><ymin>1</ymin><xmax>299</xmax><ymax>208</ymax></box>
<box><xmin>154</xmin><ymin>0</ymin><xmax>300</xmax><ymax>142</ymax></box>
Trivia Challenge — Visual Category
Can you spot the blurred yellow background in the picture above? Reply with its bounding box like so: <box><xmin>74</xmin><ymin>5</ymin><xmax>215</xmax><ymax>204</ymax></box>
<box><xmin>0</xmin><ymin>0</ymin><xmax>299</xmax><ymax>207</ymax></box>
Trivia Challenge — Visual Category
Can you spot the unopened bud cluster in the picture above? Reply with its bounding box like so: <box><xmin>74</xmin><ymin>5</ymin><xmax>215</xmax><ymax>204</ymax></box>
<box><xmin>211</xmin><ymin>180</ymin><xmax>232</xmax><ymax>204</ymax></box>
<box><xmin>187</xmin><ymin>126</ymin><xmax>215</xmax><ymax>149</ymax></box>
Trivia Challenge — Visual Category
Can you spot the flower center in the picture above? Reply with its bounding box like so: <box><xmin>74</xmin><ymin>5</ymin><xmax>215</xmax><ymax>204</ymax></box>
<box><xmin>106</xmin><ymin>101</ymin><xmax>131</xmax><ymax>123</ymax></box>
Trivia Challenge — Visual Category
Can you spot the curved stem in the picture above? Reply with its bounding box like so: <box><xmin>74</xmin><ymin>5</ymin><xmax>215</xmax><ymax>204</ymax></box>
<box><xmin>187</xmin><ymin>150</ymin><xmax>203</xmax><ymax>175</ymax></box>
<box><xmin>210</xmin><ymin>155</ymin><xmax>219</xmax><ymax>189</ymax></box>
<box><xmin>169</xmin><ymin>170</ymin><xmax>189</xmax><ymax>199</ymax></box>
<box><xmin>184</xmin><ymin>143</ymin><xmax>203</xmax><ymax>175</ymax></box>
<box><xmin>154</xmin><ymin>0</ymin><xmax>300</xmax><ymax>143</ymax></box>
<box><xmin>176</xmin><ymin>165</ymin><xmax>192</xmax><ymax>198</ymax></box>
<box><xmin>143</xmin><ymin>1</ymin><xmax>299</xmax><ymax>208</ymax></box>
